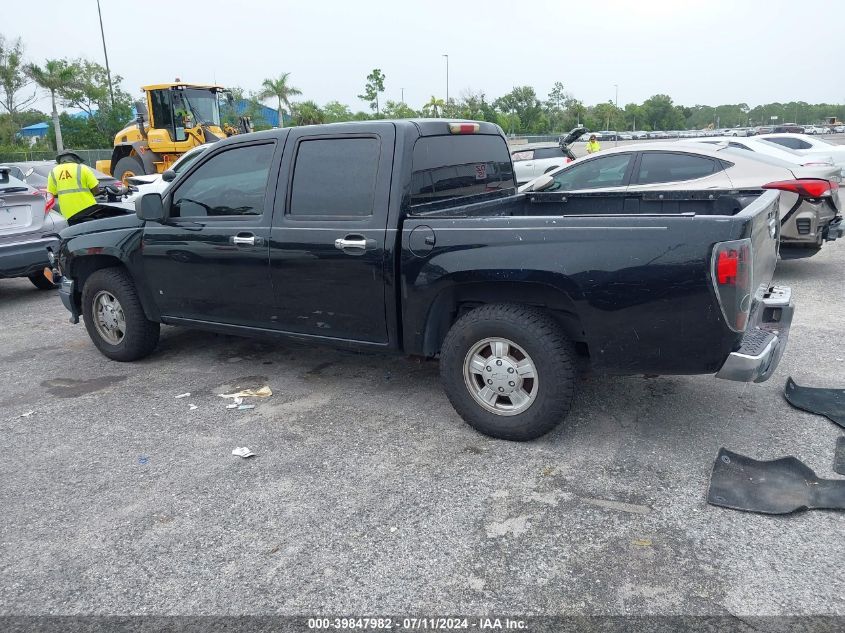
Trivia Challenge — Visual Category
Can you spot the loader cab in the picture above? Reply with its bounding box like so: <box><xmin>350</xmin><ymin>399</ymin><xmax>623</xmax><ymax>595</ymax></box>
<box><xmin>145</xmin><ymin>84</ymin><xmax>224</xmax><ymax>146</ymax></box>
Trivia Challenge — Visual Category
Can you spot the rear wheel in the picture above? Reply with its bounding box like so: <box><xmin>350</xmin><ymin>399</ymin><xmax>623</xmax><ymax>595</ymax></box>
<box><xmin>113</xmin><ymin>156</ymin><xmax>145</xmax><ymax>185</ymax></box>
<box><xmin>81</xmin><ymin>267</ymin><xmax>160</xmax><ymax>361</ymax></box>
<box><xmin>440</xmin><ymin>304</ymin><xmax>576</xmax><ymax>441</ymax></box>
<box><xmin>28</xmin><ymin>271</ymin><xmax>58</xmax><ymax>290</ymax></box>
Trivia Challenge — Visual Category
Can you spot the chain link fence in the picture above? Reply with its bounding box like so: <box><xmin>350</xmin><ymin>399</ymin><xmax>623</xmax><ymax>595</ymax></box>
<box><xmin>0</xmin><ymin>148</ymin><xmax>112</xmax><ymax>168</ymax></box>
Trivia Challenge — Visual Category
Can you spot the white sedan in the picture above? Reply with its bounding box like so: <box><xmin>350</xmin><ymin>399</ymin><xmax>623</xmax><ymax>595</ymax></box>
<box><xmin>688</xmin><ymin>136</ymin><xmax>839</xmax><ymax>170</ymax></box>
<box><xmin>125</xmin><ymin>143</ymin><xmax>213</xmax><ymax>202</ymax></box>
<box><xmin>756</xmin><ymin>133</ymin><xmax>845</xmax><ymax>172</ymax></box>
<box><xmin>510</xmin><ymin>144</ymin><xmax>572</xmax><ymax>185</ymax></box>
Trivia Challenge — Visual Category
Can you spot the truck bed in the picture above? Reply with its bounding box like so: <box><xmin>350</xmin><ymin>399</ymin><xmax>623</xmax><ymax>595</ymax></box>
<box><xmin>410</xmin><ymin>189</ymin><xmax>765</xmax><ymax>218</ymax></box>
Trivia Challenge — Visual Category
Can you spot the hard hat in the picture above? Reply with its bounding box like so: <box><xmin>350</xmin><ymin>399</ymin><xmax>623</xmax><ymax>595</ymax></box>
<box><xmin>56</xmin><ymin>150</ymin><xmax>85</xmax><ymax>164</ymax></box>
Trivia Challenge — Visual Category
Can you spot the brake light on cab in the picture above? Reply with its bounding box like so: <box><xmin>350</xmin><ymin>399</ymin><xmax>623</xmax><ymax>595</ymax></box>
<box><xmin>763</xmin><ymin>178</ymin><xmax>838</xmax><ymax>199</ymax></box>
<box><xmin>711</xmin><ymin>239</ymin><xmax>753</xmax><ymax>332</ymax></box>
<box><xmin>448</xmin><ymin>123</ymin><xmax>479</xmax><ymax>134</ymax></box>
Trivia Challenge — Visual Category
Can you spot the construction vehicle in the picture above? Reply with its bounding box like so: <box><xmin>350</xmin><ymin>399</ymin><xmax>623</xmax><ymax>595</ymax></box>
<box><xmin>96</xmin><ymin>82</ymin><xmax>253</xmax><ymax>184</ymax></box>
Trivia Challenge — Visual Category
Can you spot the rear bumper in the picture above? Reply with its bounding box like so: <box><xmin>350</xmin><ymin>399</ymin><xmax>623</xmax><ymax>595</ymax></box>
<box><xmin>0</xmin><ymin>235</ymin><xmax>60</xmax><ymax>279</ymax></box>
<box><xmin>716</xmin><ymin>286</ymin><xmax>794</xmax><ymax>383</ymax></box>
<box><xmin>58</xmin><ymin>277</ymin><xmax>79</xmax><ymax>324</ymax></box>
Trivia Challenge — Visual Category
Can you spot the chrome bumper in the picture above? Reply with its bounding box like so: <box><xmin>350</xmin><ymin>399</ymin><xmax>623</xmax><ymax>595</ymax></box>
<box><xmin>58</xmin><ymin>277</ymin><xmax>79</xmax><ymax>324</ymax></box>
<box><xmin>716</xmin><ymin>286</ymin><xmax>794</xmax><ymax>383</ymax></box>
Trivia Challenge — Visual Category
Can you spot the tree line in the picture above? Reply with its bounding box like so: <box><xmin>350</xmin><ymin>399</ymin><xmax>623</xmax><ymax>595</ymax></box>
<box><xmin>3</xmin><ymin>31</ymin><xmax>845</xmax><ymax>154</ymax></box>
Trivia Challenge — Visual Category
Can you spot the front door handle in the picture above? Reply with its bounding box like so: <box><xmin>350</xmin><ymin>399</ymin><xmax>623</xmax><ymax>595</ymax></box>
<box><xmin>334</xmin><ymin>235</ymin><xmax>375</xmax><ymax>255</ymax></box>
<box><xmin>230</xmin><ymin>233</ymin><xmax>263</xmax><ymax>246</ymax></box>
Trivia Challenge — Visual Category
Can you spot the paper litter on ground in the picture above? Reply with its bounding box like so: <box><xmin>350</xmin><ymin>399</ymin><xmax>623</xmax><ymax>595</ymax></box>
<box><xmin>219</xmin><ymin>386</ymin><xmax>272</xmax><ymax>399</ymax></box>
<box><xmin>174</xmin><ymin>393</ymin><xmax>191</xmax><ymax>399</ymax></box>
<box><xmin>232</xmin><ymin>447</ymin><xmax>255</xmax><ymax>458</ymax></box>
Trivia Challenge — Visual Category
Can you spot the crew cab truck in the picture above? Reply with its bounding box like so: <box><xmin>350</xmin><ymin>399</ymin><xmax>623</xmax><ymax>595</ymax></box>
<box><xmin>53</xmin><ymin>120</ymin><xmax>794</xmax><ymax>441</ymax></box>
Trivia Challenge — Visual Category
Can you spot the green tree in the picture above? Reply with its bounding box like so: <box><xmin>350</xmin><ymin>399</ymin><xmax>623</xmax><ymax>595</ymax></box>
<box><xmin>422</xmin><ymin>96</ymin><xmax>445</xmax><ymax>118</ymax></box>
<box><xmin>0</xmin><ymin>35</ymin><xmax>36</xmax><ymax>143</ymax></box>
<box><xmin>26</xmin><ymin>58</ymin><xmax>76</xmax><ymax>151</ymax></box>
<box><xmin>358</xmin><ymin>68</ymin><xmax>385</xmax><ymax>115</ymax></box>
<box><xmin>291</xmin><ymin>100</ymin><xmax>325</xmax><ymax>126</ymax></box>
<box><xmin>59</xmin><ymin>59</ymin><xmax>133</xmax><ymax>141</ymax></box>
<box><xmin>454</xmin><ymin>91</ymin><xmax>498</xmax><ymax>123</ymax></box>
<box><xmin>323</xmin><ymin>101</ymin><xmax>353</xmax><ymax>123</ymax></box>
<box><xmin>493</xmin><ymin>86</ymin><xmax>544</xmax><ymax>133</ymax></box>
<box><xmin>258</xmin><ymin>72</ymin><xmax>301</xmax><ymax>128</ymax></box>
<box><xmin>641</xmin><ymin>94</ymin><xmax>684</xmax><ymax>131</ymax></box>
<box><xmin>381</xmin><ymin>100</ymin><xmax>418</xmax><ymax>118</ymax></box>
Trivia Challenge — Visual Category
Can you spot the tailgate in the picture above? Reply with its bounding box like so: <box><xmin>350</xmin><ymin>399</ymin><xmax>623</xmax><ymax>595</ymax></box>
<box><xmin>741</xmin><ymin>189</ymin><xmax>780</xmax><ymax>292</ymax></box>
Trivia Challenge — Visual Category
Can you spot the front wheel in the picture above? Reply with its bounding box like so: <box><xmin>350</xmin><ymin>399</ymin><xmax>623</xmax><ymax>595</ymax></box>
<box><xmin>81</xmin><ymin>267</ymin><xmax>160</xmax><ymax>361</ymax></box>
<box><xmin>112</xmin><ymin>156</ymin><xmax>145</xmax><ymax>185</ymax></box>
<box><xmin>440</xmin><ymin>304</ymin><xmax>576</xmax><ymax>441</ymax></box>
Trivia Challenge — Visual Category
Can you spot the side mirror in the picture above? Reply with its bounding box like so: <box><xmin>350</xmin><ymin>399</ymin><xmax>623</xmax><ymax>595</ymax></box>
<box><xmin>528</xmin><ymin>175</ymin><xmax>555</xmax><ymax>192</ymax></box>
<box><xmin>162</xmin><ymin>169</ymin><xmax>176</xmax><ymax>182</ymax></box>
<box><xmin>136</xmin><ymin>193</ymin><xmax>166</xmax><ymax>222</ymax></box>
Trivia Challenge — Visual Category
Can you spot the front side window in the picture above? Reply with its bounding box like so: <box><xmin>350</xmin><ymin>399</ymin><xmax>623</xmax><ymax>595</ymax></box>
<box><xmin>289</xmin><ymin>137</ymin><xmax>380</xmax><ymax>217</ymax></box>
<box><xmin>171</xmin><ymin>143</ymin><xmax>275</xmax><ymax>218</ymax></box>
<box><xmin>511</xmin><ymin>150</ymin><xmax>534</xmax><ymax>162</ymax></box>
<box><xmin>549</xmin><ymin>153</ymin><xmax>633</xmax><ymax>191</ymax></box>
<box><xmin>635</xmin><ymin>152</ymin><xmax>717</xmax><ymax>185</ymax></box>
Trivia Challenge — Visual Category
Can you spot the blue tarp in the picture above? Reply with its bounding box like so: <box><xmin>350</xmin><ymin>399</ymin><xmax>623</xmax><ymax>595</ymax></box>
<box><xmin>18</xmin><ymin>122</ymin><xmax>49</xmax><ymax>137</ymax></box>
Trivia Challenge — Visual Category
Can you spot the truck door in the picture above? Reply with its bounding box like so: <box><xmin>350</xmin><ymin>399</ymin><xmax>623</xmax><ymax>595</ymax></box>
<box><xmin>140</xmin><ymin>139</ymin><xmax>279</xmax><ymax>326</ymax></box>
<box><xmin>268</xmin><ymin>124</ymin><xmax>395</xmax><ymax>344</ymax></box>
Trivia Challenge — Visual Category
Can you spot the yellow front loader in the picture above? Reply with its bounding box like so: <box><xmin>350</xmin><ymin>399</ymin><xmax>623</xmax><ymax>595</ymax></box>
<box><xmin>96</xmin><ymin>82</ymin><xmax>253</xmax><ymax>183</ymax></box>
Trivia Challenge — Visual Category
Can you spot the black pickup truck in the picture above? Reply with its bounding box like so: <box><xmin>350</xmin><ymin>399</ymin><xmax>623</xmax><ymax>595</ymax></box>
<box><xmin>53</xmin><ymin>120</ymin><xmax>794</xmax><ymax>440</ymax></box>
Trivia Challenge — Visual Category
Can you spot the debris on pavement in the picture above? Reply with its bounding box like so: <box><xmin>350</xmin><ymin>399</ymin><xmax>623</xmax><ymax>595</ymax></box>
<box><xmin>220</xmin><ymin>386</ymin><xmax>272</xmax><ymax>400</ymax></box>
<box><xmin>783</xmin><ymin>376</ymin><xmax>845</xmax><ymax>429</ymax></box>
<box><xmin>20</xmin><ymin>410</ymin><xmax>35</xmax><ymax>418</ymax></box>
<box><xmin>232</xmin><ymin>447</ymin><xmax>256</xmax><ymax>458</ymax></box>
<box><xmin>188</xmin><ymin>404</ymin><xmax>198</xmax><ymax>411</ymax></box>
<box><xmin>237</xmin><ymin>404</ymin><xmax>255</xmax><ymax>411</ymax></box>
<box><xmin>174</xmin><ymin>393</ymin><xmax>191</xmax><ymax>399</ymax></box>
<box><xmin>708</xmin><ymin>447</ymin><xmax>845</xmax><ymax>515</ymax></box>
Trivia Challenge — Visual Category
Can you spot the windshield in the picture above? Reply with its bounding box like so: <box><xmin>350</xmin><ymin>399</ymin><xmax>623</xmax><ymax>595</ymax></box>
<box><xmin>178</xmin><ymin>88</ymin><xmax>221</xmax><ymax>127</ymax></box>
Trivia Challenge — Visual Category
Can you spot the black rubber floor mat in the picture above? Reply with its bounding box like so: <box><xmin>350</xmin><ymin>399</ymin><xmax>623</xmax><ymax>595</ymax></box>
<box><xmin>708</xmin><ymin>448</ymin><xmax>845</xmax><ymax>514</ymax></box>
<box><xmin>783</xmin><ymin>376</ymin><xmax>845</xmax><ymax>429</ymax></box>
<box><xmin>835</xmin><ymin>437</ymin><xmax>845</xmax><ymax>476</ymax></box>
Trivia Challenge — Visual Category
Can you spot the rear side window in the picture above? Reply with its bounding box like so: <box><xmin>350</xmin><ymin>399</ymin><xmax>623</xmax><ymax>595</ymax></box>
<box><xmin>290</xmin><ymin>138</ymin><xmax>380</xmax><ymax>217</ymax></box>
<box><xmin>533</xmin><ymin>147</ymin><xmax>565</xmax><ymax>160</ymax></box>
<box><xmin>409</xmin><ymin>135</ymin><xmax>515</xmax><ymax>210</ymax></box>
<box><xmin>635</xmin><ymin>152</ymin><xmax>717</xmax><ymax>185</ymax></box>
<box><xmin>765</xmin><ymin>137</ymin><xmax>812</xmax><ymax>150</ymax></box>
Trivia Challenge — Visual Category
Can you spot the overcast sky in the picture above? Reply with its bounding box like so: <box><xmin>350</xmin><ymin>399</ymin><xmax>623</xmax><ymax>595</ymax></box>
<box><xmin>10</xmin><ymin>0</ymin><xmax>845</xmax><ymax>113</ymax></box>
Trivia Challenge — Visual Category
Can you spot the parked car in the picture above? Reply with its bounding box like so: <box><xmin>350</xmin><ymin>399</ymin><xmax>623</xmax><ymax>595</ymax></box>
<box><xmin>522</xmin><ymin>142</ymin><xmax>842</xmax><ymax>252</ymax></box>
<box><xmin>0</xmin><ymin>166</ymin><xmax>66</xmax><ymax>290</ymax></box>
<box><xmin>510</xmin><ymin>144</ymin><xmax>573</xmax><ymax>185</ymax></box>
<box><xmin>757</xmin><ymin>133</ymin><xmax>845</xmax><ymax>170</ymax></box>
<box><xmin>772</xmin><ymin>124</ymin><xmax>804</xmax><ymax>134</ymax></box>
<box><xmin>803</xmin><ymin>125</ymin><xmax>826</xmax><ymax>135</ymax></box>
<box><xmin>753</xmin><ymin>126</ymin><xmax>774</xmax><ymax>135</ymax></box>
<box><xmin>10</xmin><ymin>161</ymin><xmax>120</xmax><ymax>216</ymax></box>
<box><xmin>725</xmin><ymin>128</ymin><xmax>751</xmax><ymax>137</ymax></box>
<box><xmin>631</xmin><ymin>130</ymin><xmax>649</xmax><ymax>139</ymax></box>
<box><xmin>691</xmin><ymin>136</ymin><xmax>837</xmax><ymax>168</ymax></box>
<box><xmin>53</xmin><ymin>120</ymin><xmax>793</xmax><ymax>441</ymax></box>
<box><xmin>617</xmin><ymin>132</ymin><xmax>633</xmax><ymax>141</ymax></box>
<box><xmin>834</xmin><ymin>125</ymin><xmax>845</xmax><ymax>133</ymax></box>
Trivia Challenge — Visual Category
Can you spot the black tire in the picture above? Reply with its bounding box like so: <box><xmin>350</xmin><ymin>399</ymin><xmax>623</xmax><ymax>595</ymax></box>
<box><xmin>112</xmin><ymin>156</ymin><xmax>145</xmax><ymax>185</ymax></box>
<box><xmin>440</xmin><ymin>304</ymin><xmax>576</xmax><ymax>441</ymax></box>
<box><xmin>28</xmin><ymin>272</ymin><xmax>58</xmax><ymax>290</ymax></box>
<box><xmin>81</xmin><ymin>267</ymin><xmax>160</xmax><ymax>361</ymax></box>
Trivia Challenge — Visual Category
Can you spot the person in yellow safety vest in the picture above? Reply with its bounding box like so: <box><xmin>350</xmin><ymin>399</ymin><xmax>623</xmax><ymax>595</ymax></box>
<box><xmin>47</xmin><ymin>151</ymin><xmax>100</xmax><ymax>225</ymax></box>
<box><xmin>586</xmin><ymin>134</ymin><xmax>601</xmax><ymax>154</ymax></box>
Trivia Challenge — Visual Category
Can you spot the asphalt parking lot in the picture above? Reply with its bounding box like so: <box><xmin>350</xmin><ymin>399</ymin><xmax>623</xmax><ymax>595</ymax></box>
<box><xmin>2</xmin><ymin>197</ymin><xmax>844</xmax><ymax>619</ymax></box>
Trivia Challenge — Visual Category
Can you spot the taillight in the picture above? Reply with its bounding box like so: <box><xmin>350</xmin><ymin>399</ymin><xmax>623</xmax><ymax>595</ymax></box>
<box><xmin>763</xmin><ymin>178</ymin><xmax>838</xmax><ymax>198</ymax></box>
<box><xmin>712</xmin><ymin>239</ymin><xmax>753</xmax><ymax>332</ymax></box>
<box><xmin>35</xmin><ymin>188</ymin><xmax>55</xmax><ymax>214</ymax></box>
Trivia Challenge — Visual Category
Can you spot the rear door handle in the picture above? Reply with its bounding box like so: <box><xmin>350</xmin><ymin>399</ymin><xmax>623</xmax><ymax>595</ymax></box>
<box><xmin>335</xmin><ymin>235</ymin><xmax>375</xmax><ymax>255</ymax></box>
<box><xmin>230</xmin><ymin>233</ymin><xmax>263</xmax><ymax>246</ymax></box>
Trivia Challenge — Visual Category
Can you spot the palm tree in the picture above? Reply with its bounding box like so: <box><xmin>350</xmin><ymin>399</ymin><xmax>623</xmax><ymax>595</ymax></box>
<box><xmin>26</xmin><ymin>59</ymin><xmax>76</xmax><ymax>152</ymax></box>
<box><xmin>423</xmin><ymin>96</ymin><xmax>445</xmax><ymax>118</ymax></box>
<box><xmin>258</xmin><ymin>73</ymin><xmax>302</xmax><ymax>128</ymax></box>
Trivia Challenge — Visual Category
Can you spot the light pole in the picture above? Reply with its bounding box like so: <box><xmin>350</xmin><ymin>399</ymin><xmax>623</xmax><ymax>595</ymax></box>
<box><xmin>613</xmin><ymin>84</ymin><xmax>619</xmax><ymax>145</ymax></box>
<box><xmin>401</xmin><ymin>88</ymin><xmax>404</xmax><ymax>104</ymax></box>
<box><xmin>442</xmin><ymin>54</ymin><xmax>449</xmax><ymax>112</ymax></box>
<box><xmin>96</xmin><ymin>0</ymin><xmax>114</xmax><ymax>108</ymax></box>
